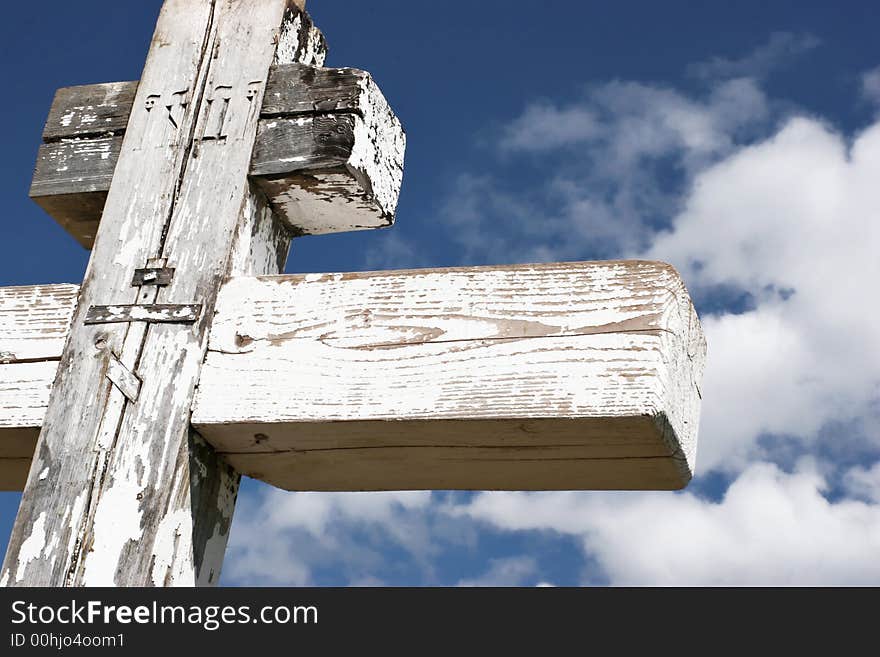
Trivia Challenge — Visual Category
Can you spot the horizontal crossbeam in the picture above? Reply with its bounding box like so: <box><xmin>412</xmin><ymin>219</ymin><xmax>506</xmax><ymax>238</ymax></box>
<box><xmin>0</xmin><ymin>261</ymin><xmax>706</xmax><ymax>492</ymax></box>
<box><xmin>30</xmin><ymin>64</ymin><xmax>405</xmax><ymax>249</ymax></box>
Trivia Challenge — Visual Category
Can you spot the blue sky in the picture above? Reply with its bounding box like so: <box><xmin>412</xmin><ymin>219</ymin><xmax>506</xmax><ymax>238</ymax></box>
<box><xmin>2</xmin><ymin>0</ymin><xmax>879</xmax><ymax>585</ymax></box>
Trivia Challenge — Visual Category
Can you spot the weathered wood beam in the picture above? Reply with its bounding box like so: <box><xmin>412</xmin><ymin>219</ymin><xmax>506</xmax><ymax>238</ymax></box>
<box><xmin>3</xmin><ymin>0</ymin><xmax>313</xmax><ymax>589</ymax></box>
<box><xmin>194</xmin><ymin>260</ymin><xmax>705</xmax><ymax>491</ymax></box>
<box><xmin>29</xmin><ymin>59</ymin><xmax>406</xmax><ymax>248</ymax></box>
<box><xmin>0</xmin><ymin>261</ymin><xmax>707</xmax><ymax>492</ymax></box>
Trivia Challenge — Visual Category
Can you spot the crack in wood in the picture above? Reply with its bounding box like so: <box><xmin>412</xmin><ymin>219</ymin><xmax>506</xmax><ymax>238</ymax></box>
<box><xmin>220</xmin><ymin>445</ymin><xmax>677</xmax><ymax>458</ymax></box>
<box><xmin>209</xmin><ymin>325</ymin><xmax>681</xmax><ymax>356</ymax></box>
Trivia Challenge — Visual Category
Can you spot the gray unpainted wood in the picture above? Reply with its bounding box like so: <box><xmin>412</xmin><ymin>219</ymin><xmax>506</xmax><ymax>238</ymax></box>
<box><xmin>30</xmin><ymin>61</ymin><xmax>404</xmax><ymax>247</ymax></box>
<box><xmin>42</xmin><ymin>81</ymin><xmax>137</xmax><ymax>141</ymax></box>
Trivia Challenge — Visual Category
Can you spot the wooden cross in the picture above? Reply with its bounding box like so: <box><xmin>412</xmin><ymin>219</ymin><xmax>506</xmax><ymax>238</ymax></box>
<box><xmin>0</xmin><ymin>1</ymin><xmax>706</xmax><ymax>587</ymax></box>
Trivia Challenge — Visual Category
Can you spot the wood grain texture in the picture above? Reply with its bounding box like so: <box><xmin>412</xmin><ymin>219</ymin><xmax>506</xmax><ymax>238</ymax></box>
<box><xmin>274</xmin><ymin>2</ymin><xmax>325</xmax><ymax>67</ymax></box>
<box><xmin>42</xmin><ymin>82</ymin><xmax>137</xmax><ymax>142</ymax></box>
<box><xmin>0</xmin><ymin>361</ymin><xmax>60</xmax><ymax>467</ymax></box>
<box><xmin>261</xmin><ymin>64</ymin><xmax>364</xmax><ymax>115</ymax></box>
<box><xmin>30</xmin><ymin>137</ymin><xmax>121</xmax><ymax>248</ymax></box>
<box><xmin>0</xmin><ymin>284</ymin><xmax>78</xmax><ymax>364</ymax></box>
<box><xmin>31</xmin><ymin>81</ymin><xmax>136</xmax><ymax>249</ymax></box>
<box><xmin>3</xmin><ymin>0</ymin><xmax>313</xmax><ymax>588</ymax></box>
<box><xmin>0</xmin><ymin>285</ymin><xmax>77</xmax><ymax>490</ymax></box>
<box><xmin>193</xmin><ymin>260</ymin><xmax>707</xmax><ymax>491</ymax></box>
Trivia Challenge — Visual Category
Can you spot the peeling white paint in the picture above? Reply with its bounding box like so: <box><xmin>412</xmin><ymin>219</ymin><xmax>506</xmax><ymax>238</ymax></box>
<box><xmin>150</xmin><ymin>509</ymin><xmax>194</xmax><ymax>587</ymax></box>
<box><xmin>348</xmin><ymin>73</ymin><xmax>405</xmax><ymax>218</ymax></box>
<box><xmin>15</xmin><ymin>512</ymin><xmax>48</xmax><ymax>582</ymax></box>
<box><xmin>274</xmin><ymin>9</ymin><xmax>326</xmax><ymax>67</ymax></box>
<box><xmin>254</xmin><ymin>67</ymin><xmax>404</xmax><ymax>237</ymax></box>
<box><xmin>80</xmin><ymin>481</ymin><xmax>144</xmax><ymax>586</ymax></box>
<box><xmin>3</xmin><ymin>262</ymin><xmax>705</xmax><ymax>487</ymax></box>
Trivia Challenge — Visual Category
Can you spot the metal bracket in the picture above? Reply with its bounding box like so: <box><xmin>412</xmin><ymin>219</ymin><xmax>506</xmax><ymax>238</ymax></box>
<box><xmin>131</xmin><ymin>267</ymin><xmax>175</xmax><ymax>287</ymax></box>
<box><xmin>106</xmin><ymin>353</ymin><xmax>142</xmax><ymax>403</ymax></box>
<box><xmin>85</xmin><ymin>304</ymin><xmax>201</xmax><ymax>325</ymax></box>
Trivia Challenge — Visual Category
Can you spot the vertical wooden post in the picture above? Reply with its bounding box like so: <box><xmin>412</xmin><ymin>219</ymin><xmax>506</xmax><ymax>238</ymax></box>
<box><xmin>2</xmin><ymin>0</ymin><xmax>314</xmax><ymax>586</ymax></box>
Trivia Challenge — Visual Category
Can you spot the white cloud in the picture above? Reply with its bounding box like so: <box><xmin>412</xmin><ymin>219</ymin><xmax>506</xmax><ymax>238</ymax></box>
<box><xmin>647</xmin><ymin>118</ymin><xmax>880</xmax><ymax>470</ymax></box>
<box><xmin>362</xmin><ymin>231</ymin><xmax>425</xmax><ymax>271</ymax></box>
<box><xmin>457</xmin><ymin>556</ymin><xmax>539</xmax><ymax>587</ymax></box>
<box><xmin>224</xmin><ymin>489</ymin><xmax>434</xmax><ymax>586</ymax></box>
<box><xmin>458</xmin><ymin>461</ymin><xmax>880</xmax><ymax>585</ymax></box>
<box><xmin>228</xmin><ymin>462</ymin><xmax>880</xmax><ymax>586</ymax></box>
<box><xmin>500</xmin><ymin>77</ymin><xmax>768</xmax><ymax>165</ymax></box>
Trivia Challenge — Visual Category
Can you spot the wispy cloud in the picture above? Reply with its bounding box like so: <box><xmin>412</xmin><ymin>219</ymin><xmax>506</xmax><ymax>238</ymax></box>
<box><xmin>224</xmin><ymin>489</ymin><xmax>468</xmax><ymax>586</ymax></box>
<box><xmin>861</xmin><ymin>65</ymin><xmax>880</xmax><ymax>107</ymax></box>
<box><xmin>688</xmin><ymin>31</ymin><xmax>821</xmax><ymax>80</ymax></box>
<box><xmin>845</xmin><ymin>462</ymin><xmax>880</xmax><ymax>503</ymax></box>
<box><xmin>362</xmin><ymin>230</ymin><xmax>425</xmax><ymax>271</ymax></box>
<box><xmin>499</xmin><ymin>103</ymin><xmax>600</xmax><ymax>152</ymax></box>
<box><xmin>446</xmin><ymin>77</ymin><xmax>770</xmax><ymax>261</ymax></box>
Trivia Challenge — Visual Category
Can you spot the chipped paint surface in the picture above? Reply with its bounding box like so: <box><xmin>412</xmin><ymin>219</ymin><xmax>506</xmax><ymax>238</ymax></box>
<box><xmin>80</xmin><ymin>481</ymin><xmax>144</xmax><ymax>586</ymax></box>
<box><xmin>229</xmin><ymin>189</ymin><xmax>290</xmax><ymax>276</ymax></box>
<box><xmin>150</xmin><ymin>509</ymin><xmax>194</xmax><ymax>587</ymax></box>
<box><xmin>105</xmin><ymin>354</ymin><xmax>142</xmax><ymax>402</ymax></box>
<box><xmin>14</xmin><ymin>512</ymin><xmax>47</xmax><ymax>583</ymax></box>
<box><xmin>0</xmin><ymin>361</ymin><xmax>64</xmax><ymax>434</ymax></box>
<box><xmin>84</xmin><ymin>303</ymin><xmax>201</xmax><ymax>325</ymax></box>
<box><xmin>43</xmin><ymin>80</ymin><xmax>136</xmax><ymax>141</ymax></box>
<box><xmin>274</xmin><ymin>7</ymin><xmax>326</xmax><ymax>67</ymax></box>
<box><xmin>348</xmin><ymin>73</ymin><xmax>406</xmax><ymax>218</ymax></box>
